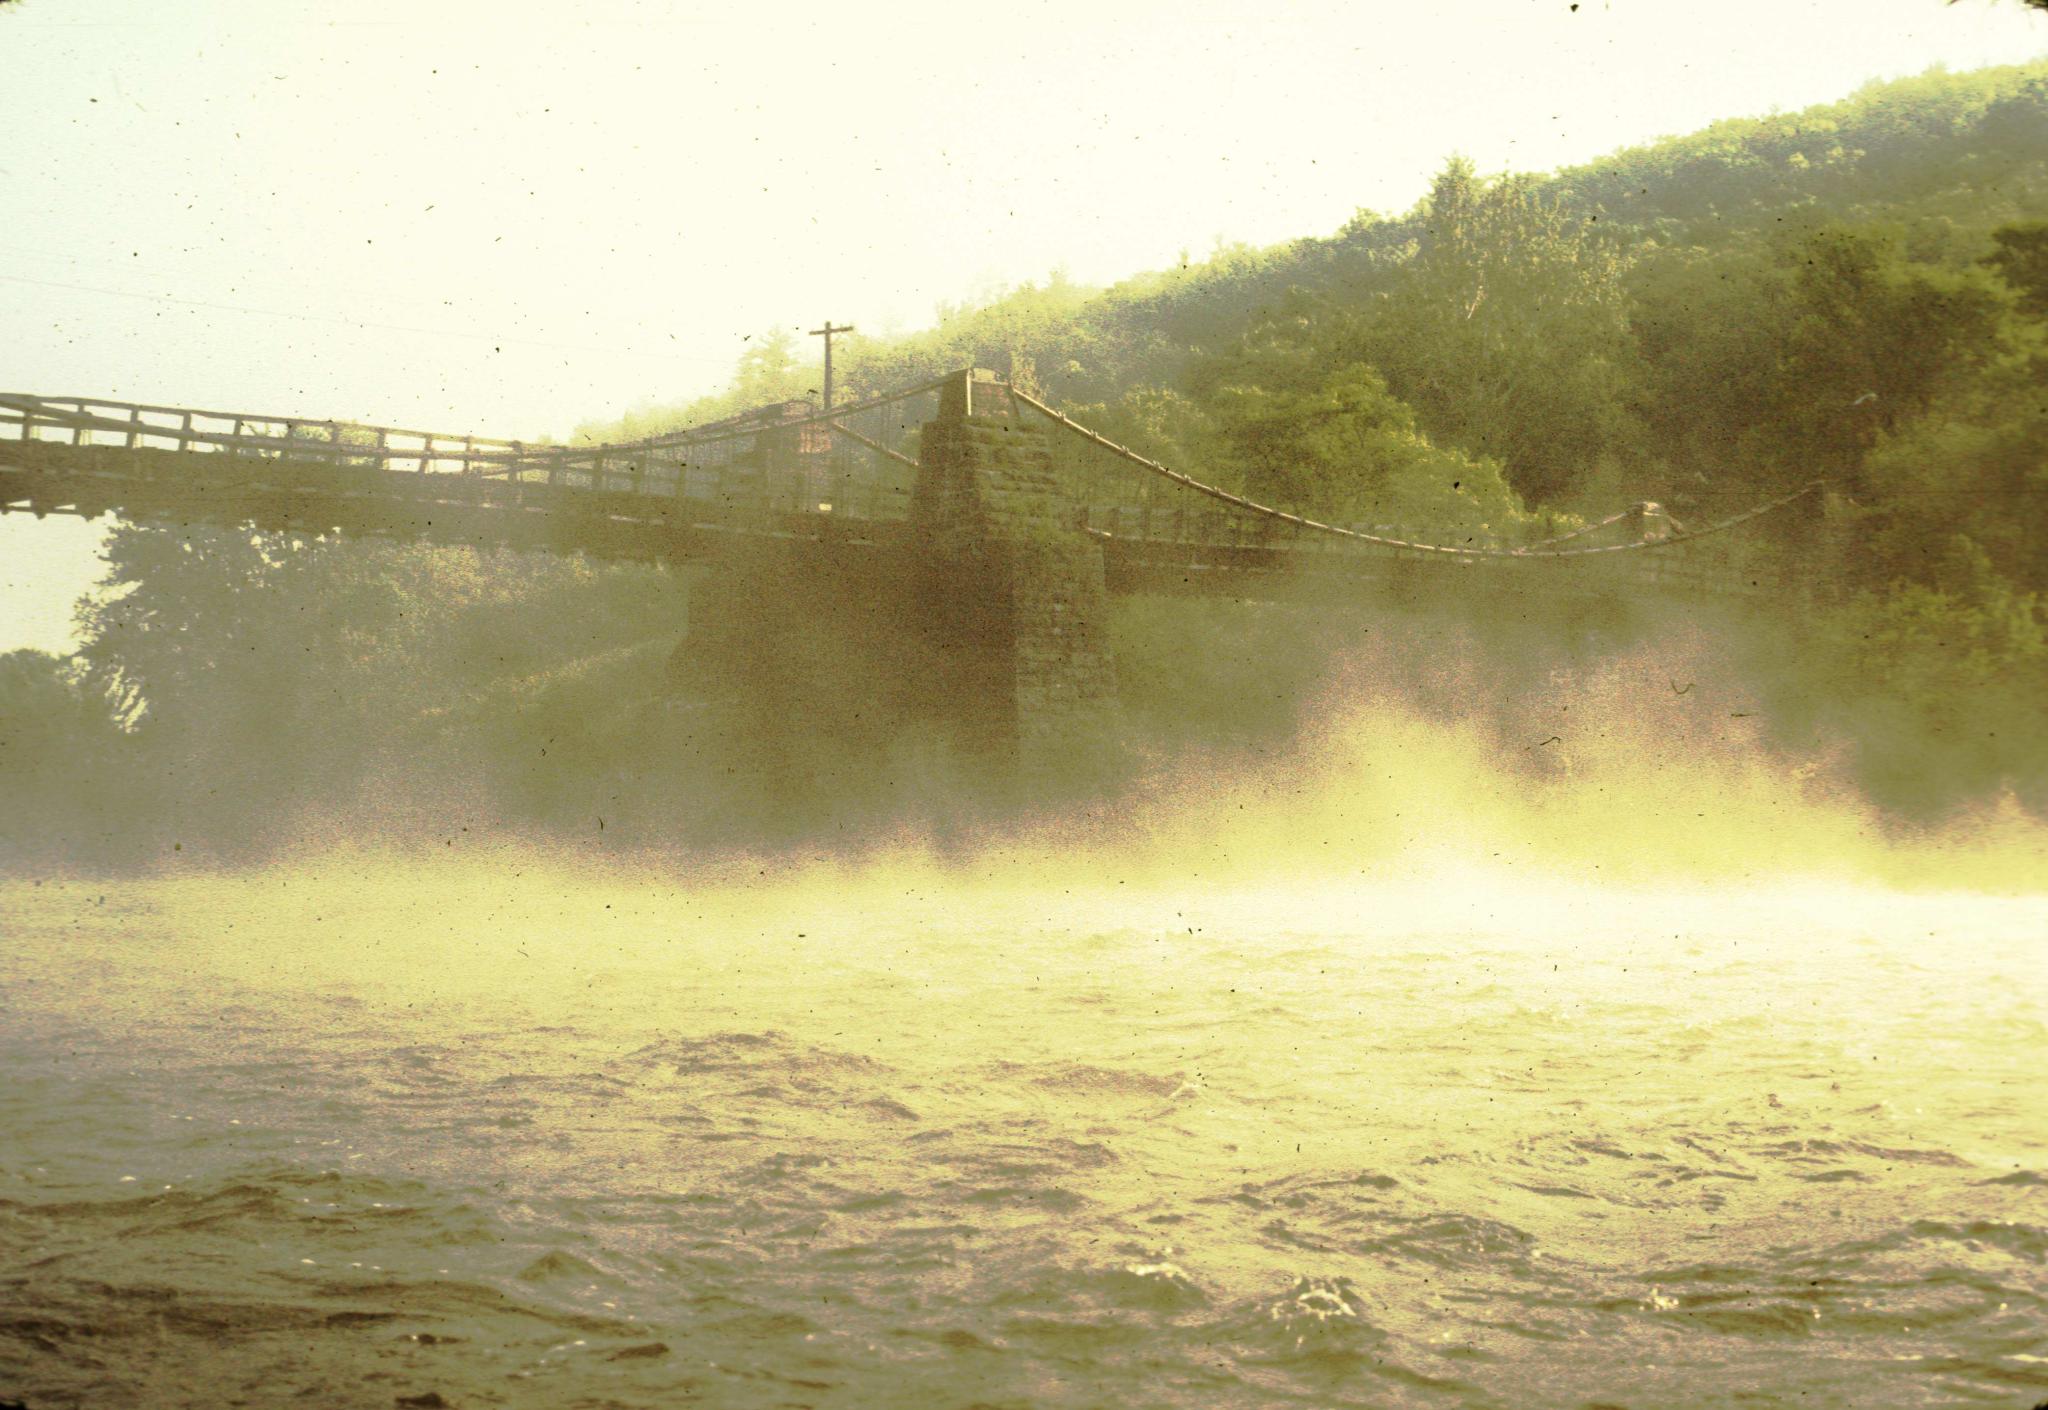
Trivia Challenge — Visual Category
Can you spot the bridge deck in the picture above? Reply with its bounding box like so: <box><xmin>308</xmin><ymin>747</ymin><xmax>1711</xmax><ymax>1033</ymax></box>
<box><xmin>0</xmin><ymin>379</ymin><xmax>1796</xmax><ymax>605</ymax></box>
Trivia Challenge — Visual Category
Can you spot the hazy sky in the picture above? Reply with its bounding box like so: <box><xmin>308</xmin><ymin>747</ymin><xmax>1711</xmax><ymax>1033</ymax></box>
<box><xmin>2</xmin><ymin>0</ymin><xmax>2044</xmax><ymax>653</ymax></box>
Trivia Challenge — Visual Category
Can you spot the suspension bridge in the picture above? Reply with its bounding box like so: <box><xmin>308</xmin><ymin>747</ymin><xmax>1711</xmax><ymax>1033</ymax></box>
<box><xmin>0</xmin><ymin>369</ymin><xmax>1823</xmax><ymax>763</ymax></box>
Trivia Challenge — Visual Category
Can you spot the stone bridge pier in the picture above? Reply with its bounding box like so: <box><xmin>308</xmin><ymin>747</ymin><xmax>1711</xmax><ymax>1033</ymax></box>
<box><xmin>670</xmin><ymin>369</ymin><xmax>1119</xmax><ymax>789</ymax></box>
<box><xmin>909</xmin><ymin>369</ymin><xmax>1119</xmax><ymax>773</ymax></box>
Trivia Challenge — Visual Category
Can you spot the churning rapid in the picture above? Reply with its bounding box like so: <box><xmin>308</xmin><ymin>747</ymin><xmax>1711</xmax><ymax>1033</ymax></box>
<box><xmin>2</xmin><ymin>820</ymin><xmax>2044</xmax><ymax>1409</ymax></box>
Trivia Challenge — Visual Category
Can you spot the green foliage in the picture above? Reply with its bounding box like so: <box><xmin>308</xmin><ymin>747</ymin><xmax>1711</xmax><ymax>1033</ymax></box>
<box><xmin>1859</xmin><ymin>342</ymin><xmax>2048</xmax><ymax>594</ymax></box>
<box><xmin>1809</xmin><ymin>553</ymin><xmax>2048</xmax><ymax>811</ymax></box>
<box><xmin>1984</xmin><ymin>220</ymin><xmax>2048</xmax><ymax>317</ymax></box>
<box><xmin>1631</xmin><ymin>226</ymin><xmax>2018</xmax><ymax>515</ymax></box>
<box><xmin>1057</xmin><ymin>384</ymin><xmax>1206</xmax><ymax>477</ymax></box>
<box><xmin>1771</xmin><ymin>226</ymin><xmax>2006</xmax><ymax>482</ymax></box>
<box><xmin>0</xmin><ymin>650</ymin><xmax>126</xmax><ymax>864</ymax></box>
<box><xmin>456</xmin><ymin>58</ymin><xmax>2048</xmax><ymax>821</ymax></box>
<box><xmin>846</xmin><ymin>271</ymin><xmax>1115</xmax><ymax>401</ymax></box>
<box><xmin>1556</xmin><ymin>64</ymin><xmax>2048</xmax><ymax>240</ymax></box>
<box><xmin>62</xmin><ymin>525</ymin><xmax>683</xmax><ymax>856</ymax></box>
<box><xmin>1352</xmin><ymin>160</ymin><xmax>1648</xmax><ymax>506</ymax></box>
<box><xmin>575</xmin><ymin>326</ymin><xmax>817</xmax><ymax>442</ymax></box>
<box><xmin>1187</xmin><ymin>306</ymin><xmax>1533</xmax><ymax>530</ymax></box>
<box><xmin>12</xmin><ymin>60</ymin><xmax>2048</xmax><ymax>863</ymax></box>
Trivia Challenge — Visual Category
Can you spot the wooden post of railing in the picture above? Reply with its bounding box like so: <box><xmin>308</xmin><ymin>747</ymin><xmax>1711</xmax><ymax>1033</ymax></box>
<box><xmin>420</xmin><ymin>435</ymin><xmax>435</xmax><ymax>474</ymax></box>
<box><xmin>461</xmin><ymin>435</ymin><xmax>475</xmax><ymax>478</ymax></box>
<box><xmin>126</xmin><ymin>407</ymin><xmax>142</xmax><ymax>450</ymax></box>
<box><xmin>375</xmin><ymin>426</ymin><xmax>389</xmax><ymax>468</ymax></box>
<box><xmin>508</xmin><ymin>443</ymin><xmax>524</xmax><ymax>485</ymax></box>
<box><xmin>178</xmin><ymin>411</ymin><xmax>192</xmax><ymax>453</ymax></box>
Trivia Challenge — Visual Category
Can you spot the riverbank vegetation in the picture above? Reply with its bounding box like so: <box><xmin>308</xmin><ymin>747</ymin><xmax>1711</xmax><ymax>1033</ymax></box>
<box><xmin>5</xmin><ymin>62</ymin><xmax>2045</xmax><ymax>867</ymax></box>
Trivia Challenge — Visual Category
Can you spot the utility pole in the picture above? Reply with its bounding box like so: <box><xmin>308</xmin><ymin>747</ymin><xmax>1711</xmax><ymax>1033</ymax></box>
<box><xmin>809</xmin><ymin>321</ymin><xmax>854</xmax><ymax>412</ymax></box>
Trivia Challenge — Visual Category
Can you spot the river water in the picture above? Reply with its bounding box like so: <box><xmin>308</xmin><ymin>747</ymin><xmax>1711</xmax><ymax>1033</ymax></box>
<box><xmin>1</xmin><ymin>856</ymin><xmax>2044</xmax><ymax>1409</ymax></box>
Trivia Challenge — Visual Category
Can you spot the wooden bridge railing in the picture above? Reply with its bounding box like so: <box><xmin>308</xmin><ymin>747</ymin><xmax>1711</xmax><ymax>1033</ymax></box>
<box><xmin>0</xmin><ymin>392</ymin><xmax>530</xmax><ymax>475</ymax></box>
<box><xmin>0</xmin><ymin>383</ymin><xmax>942</xmax><ymax>523</ymax></box>
<box><xmin>0</xmin><ymin>375</ymin><xmax>1807</xmax><ymax>601</ymax></box>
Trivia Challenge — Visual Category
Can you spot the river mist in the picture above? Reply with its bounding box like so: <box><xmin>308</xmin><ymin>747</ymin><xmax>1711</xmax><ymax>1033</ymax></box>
<box><xmin>6</xmin><ymin>17</ymin><xmax>2047</xmax><ymax>1409</ymax></box>
<box><xmin>3</xmin><ymin>650</ymin><xmax>2045</xmax><ymax>1408</ymax></box>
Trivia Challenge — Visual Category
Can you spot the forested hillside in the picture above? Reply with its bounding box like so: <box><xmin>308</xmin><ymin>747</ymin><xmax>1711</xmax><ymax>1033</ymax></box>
<box><xmin>597</xmin><ymin>62</ymin><xmax>2045</xmax><ymax>518</ymax></box>
<box><xmin>579</xmin><ymin>59</ymin><xmax>2048</xmax><ymax>810</ymax></box>
<box><xmin>6</xmin><ymin>62</ymin><xmax>2045</xmax><ymax>865</ymax></box>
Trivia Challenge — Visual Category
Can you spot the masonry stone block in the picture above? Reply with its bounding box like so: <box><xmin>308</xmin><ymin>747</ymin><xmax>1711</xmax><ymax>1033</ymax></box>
<box><xmin>910</xmin><ymin>371</ymin><xmax>1119</xmax><ymax>774</ymax></box>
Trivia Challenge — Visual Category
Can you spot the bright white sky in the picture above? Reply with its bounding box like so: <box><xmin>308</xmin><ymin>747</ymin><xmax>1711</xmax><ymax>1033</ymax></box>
<box><xmin>2</xmin><ymin>0</ymin><xmax>2044</xmax><ymax>653</ymax></box>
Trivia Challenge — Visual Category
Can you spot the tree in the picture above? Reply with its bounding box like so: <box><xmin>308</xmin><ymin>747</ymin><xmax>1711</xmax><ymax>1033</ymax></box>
<box><xmin>1633</xmin><ymin>224</ymin><xmax>2011</xmax><ymax>505</ymax></box>
<box><xmin>1188</xmin><ymin>305</ymin><xmax>1532</xmax><ymax>531</ymax></box>
<box><xmin>1763</xmin><ymin>225</ymin><xmax>2006</xmax><ymax>488</ymax></box>
<box><xmin>1984</xmin><ymin>221</ymin><xmax>2048</xmax><ymax>317</ymax></box>
<box><xmin>1360</xmin><ymin>159</ymin><xmax>1647</xmax><ymax>505</ymax></box>
<box><xmin>1859</xmin><ymin>340</ymin><xmax>2048</xmax><ymax>595</ymax></box>
<box><xmin>729</xmin><ymin>326</ymin><xmax>812</xmax><ymax>408</ymax></box>
<box><xmin>0</xmin><ymin>649</ymin><xmax>125</xmax><ymax>863</ymax></box>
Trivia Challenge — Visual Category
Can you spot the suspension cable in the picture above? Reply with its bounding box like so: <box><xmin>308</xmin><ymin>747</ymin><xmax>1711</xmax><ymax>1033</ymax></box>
<box><xmin>553</xmin><ymin>376</ymin><xmax>951</xmax><ymax>458</ymax></box>
<box><xmin>1008</xmin><ymin>384</ymin><xmax>1822</xmax><ymax>559</ymax></box>
<box><xmin>1520</xmin><ymin>508</ymin><xmax>1634</xmax><ymax>550</ymax></box>
<box><xmin>827</xmin><ymin>420</ymin><xmax>920</xmax><ymax>470</ymax></box>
